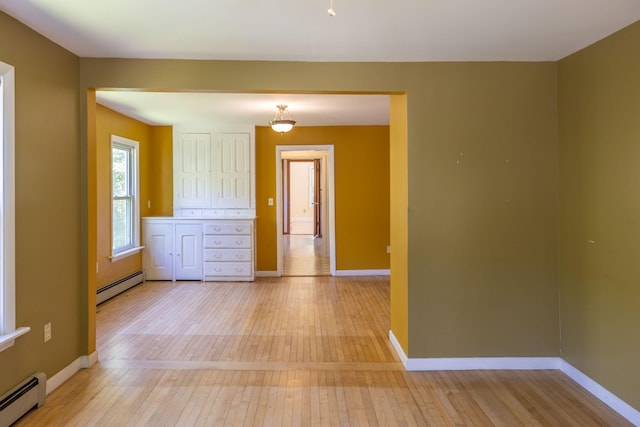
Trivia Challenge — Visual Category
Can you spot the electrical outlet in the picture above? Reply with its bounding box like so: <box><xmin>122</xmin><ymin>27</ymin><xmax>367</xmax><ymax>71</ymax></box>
<box><xmin>44</xmin><ymin>322</ymin><xmax>52</xmax><ymax>343</ymax></box>
<box><xmin>386</xmin><ymin>245</ymin><xmax>391</xmax><ymax>254</ymax></box>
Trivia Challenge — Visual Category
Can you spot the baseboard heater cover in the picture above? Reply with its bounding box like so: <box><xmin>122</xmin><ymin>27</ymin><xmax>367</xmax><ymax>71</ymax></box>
<box><xmin>0</xmin><ymin>372</ymin><xmax>46</xmax><ymax>427</ymax></box>
<box><xmin>97</xmin><ymin>270</ymin><xmax>144</xmax><ymax>305</ymax></box>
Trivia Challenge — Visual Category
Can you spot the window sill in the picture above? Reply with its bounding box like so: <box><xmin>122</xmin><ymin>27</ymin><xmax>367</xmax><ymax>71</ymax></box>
<box><xmin>110</xmin><ymin>246</ymin><xmax>144</xmax><ymax>262</ymax></box>
<box><xmin>0</xmin><ymin>326</ymin><xmax>31</xmax><ymax>353</ymax></box>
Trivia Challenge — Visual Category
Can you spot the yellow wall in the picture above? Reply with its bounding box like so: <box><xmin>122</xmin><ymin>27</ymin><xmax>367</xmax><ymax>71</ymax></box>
<box><xmin>0</xmin><ymin>12</ymin><xmax>81</xmax><ymax>392</ymax></box>
<box><xmin>255</xmin><ymin>126</ymin><xmax>391</xmax><ymax>272</ymax></box>
<box><xmin>558</xmin><ymin>21</ymin><xmax>640</xmax><ymax>410</ymax></box>
<box><xmin>95</xmin><ymin>104</ymin><xmax>172</xmax><ymax>288</ymax></box>
<box><xmin>389</xmin><ymin>94</ymin><xmax>409</xmax><ymax>354</ymax></box>
<box><xmin>149</xmin><ymin>126</ymin><xmax>174</xmax><ymax>216</ymax></box>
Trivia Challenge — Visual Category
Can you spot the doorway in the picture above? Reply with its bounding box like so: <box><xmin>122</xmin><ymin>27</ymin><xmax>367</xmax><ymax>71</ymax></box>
<box><xmin>277</xmin><ymin>146</ymin><xmax>336</xmax><ymax>276</ymax></box>
<box><xmin>282</xmin><ymin>157</ymin><xmax>328</xmax><ymax>276</ymax></box>
<box><xmin>284</xmin><ymin>159</ymin><xmax>319</xmax><ymax>236</ymax></box>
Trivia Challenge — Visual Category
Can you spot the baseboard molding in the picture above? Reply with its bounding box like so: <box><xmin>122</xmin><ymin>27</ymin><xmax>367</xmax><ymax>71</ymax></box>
<box><xmin>405</xmin><ymin>356</ymin><xmax>561</xmax><ymax>371</ymax></box>
<box><xmin>256</xmin><ymin>270</ymin><xmax>391</xmax><ymax>278</ymax></box>
<box><xmin>388</xmin><ymin>330</ymin><xmax>639</xmax><ymax>425</ymax></box>
<box><xmin>335</xmin><ymin>269</ymin><xmax>390</xmax><ymax>276</ymax></box>
<box><xmin>46</xmin><ymin>351</ymin><xmax>99</xmax><ymax>395</ymax></box>
<box><xmin>256</xmin><ymin>271</ymin><xmax>280</xmax><ymax>277</ymax></box>
<box><xmin>560</xmin><ymin>360</ymin><xmax>640</xmax><ymax>425</ymax></box>
<box><xmin>80</xmin><ymin>351</ymin><xmax>99</xmax><ymax>368</ymax></box>
<box><xmin>389</xmin><ymin>330</ymin><xmax>408</xmax><ymax>366</ymax></box>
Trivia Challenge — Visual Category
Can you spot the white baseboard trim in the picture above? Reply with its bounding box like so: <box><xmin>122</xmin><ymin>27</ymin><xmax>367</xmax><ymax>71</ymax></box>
<box><xmin>388</xmin><ymin>330</ymin><xmax>639</xmax><ymax>425</ymax></box>
<box><xmin>80</xmin><ymin>351</ymin><xmax>99</xmax><ymax>368</ymax></box>
<box><xmin>335</xmin><ymin>269</ymin><xmax>390</xmax><ymax>276</ymax></box>
<box><xmin>257</xmin><ymin>270</ymin><xmax>391</xmax><ymax>278</ymax></box>
<box><xmin>404</xmin><ymin>356</ymin><xmax>561</xmax><ymax>371</ymax></box>
<box><xmin>46</xmin><ymin>351</ymin><xmax>99</xmax><ymax>395</ymax></box>
<box><xmin>256</xmin><ymin>271</ymin><xmax>280</xmax><ymax>277</ymax></box>
<box><xmin>389</xmin><ymin>330</ymin><xmax>408</xmax><ymax>366</ymax></box>
<box><xmin>560</xmin><ymin>360</ymin><xmax>640</xmax><ymax>426</ymax></box>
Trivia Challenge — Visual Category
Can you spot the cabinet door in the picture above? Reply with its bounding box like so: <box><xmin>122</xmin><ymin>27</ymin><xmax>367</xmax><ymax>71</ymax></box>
<box><xmin>143</xmin><ymin>222</ymin><xmax>173</xmax><ymax>280</ymax></box>
<box><xmin>212</xmin><ymin>133</ymin><xmax>251</xmax><ymax>208</ymax></box>
<box><xmin>175</xmin><ymin>133</ymin><xmax>211</xmax><ymax>208</ymax></box>
<box><xmin>175</xmin><ymin>223</ymin><xmax>203</xmax><ymax>280</ymax></box>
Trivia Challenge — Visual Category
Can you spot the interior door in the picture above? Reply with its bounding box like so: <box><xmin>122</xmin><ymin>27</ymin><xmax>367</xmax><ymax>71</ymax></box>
<box><xmin>313</xmin><ymin>158</ymin><xmax>321</xmax><ymax>237</ymax></box>
<box><xmin>282</xmin><ymin>159</ymin><xmax>289</xmax><ymax>235</ymax></box>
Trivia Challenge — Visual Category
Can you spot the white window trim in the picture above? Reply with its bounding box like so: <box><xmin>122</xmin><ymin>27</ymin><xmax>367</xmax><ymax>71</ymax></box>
<box><xmin>0</xmin><ymin>61</ymin><xmax>30</xmax><ymax>352</ymax></box>
<box><xmin>111</xmin><ymin>135</ymin><xmax>141</xmax><ymax>261</ymax></box>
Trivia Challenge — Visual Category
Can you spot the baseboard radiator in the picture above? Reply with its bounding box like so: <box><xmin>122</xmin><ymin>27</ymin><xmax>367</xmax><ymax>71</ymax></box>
<box><xmin>0</xmin><ymin>372</ymin><xmax>46</xmax><ymax>427</ymax></box>
<box><xmin>97</xmin><ymin>270</ymin><xmax>144</xmax><ymax>305</ymax></box>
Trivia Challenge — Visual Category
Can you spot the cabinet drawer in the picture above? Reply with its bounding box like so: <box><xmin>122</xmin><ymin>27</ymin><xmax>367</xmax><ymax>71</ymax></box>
<box><xmin>203</xmin><ymin>223</ymin><xmax>252</xmax><ymax>235</ymax></box>
<box><xmin>204</xmin><ymin>262</ymin><xmax>253</xmax><ymax>277</ymax></box>
<box><xmin>203</xmin><ymin>235</ymin><xmax>252</xmax><ymax>248</ymax></box>
<box><xmin>204</xmin><ymin>249</ymin><xmax>252</xmax><ymax>262</ymax></box>
<box><xmin>202</xmin><ymin>209</ymin><xmax>226</xmax><ymax>217</ymax></box>
<box><xmin>177</xmin><ymin>209</ymin><xmax>203</xmax><ymax>217</ymax></box>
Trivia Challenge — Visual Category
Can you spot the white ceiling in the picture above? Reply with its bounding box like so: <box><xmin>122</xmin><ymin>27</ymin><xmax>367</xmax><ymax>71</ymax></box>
<box><xmin>1</xmin><ymin>0</ymin><xmax>639</xmax><ymax>62</ymax></box>
<box><xmin>2</xmin><ymin>0</ymin><xmax>639</xmax><ymax>126</ymax></box>
<box><xmin>96</xmin><ymin>91</ymin><xmax>390</xmax><ymax>127</ymax></box>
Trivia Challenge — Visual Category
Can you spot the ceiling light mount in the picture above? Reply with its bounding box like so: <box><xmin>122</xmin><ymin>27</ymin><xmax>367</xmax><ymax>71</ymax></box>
<box><xmin>328</xmin><ymin>0</ymin><xmax>336</xmax><ymax>16</ymax></box>
<box><xmin>270</xmin><ymin>105</ymin><xmax>296</xmax><ymax>134</ymax></box>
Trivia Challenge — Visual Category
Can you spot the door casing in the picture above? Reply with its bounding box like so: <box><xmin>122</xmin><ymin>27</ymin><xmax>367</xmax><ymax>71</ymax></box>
<box><xmin>276</xmin><ymin>145</ymin><xmax>336</xmax><ymax>276</ymax></box>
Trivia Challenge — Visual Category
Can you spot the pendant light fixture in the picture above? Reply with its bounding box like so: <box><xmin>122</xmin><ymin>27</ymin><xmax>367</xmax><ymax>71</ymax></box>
<box><xmin>270</xmin><ymin>105</ymin><xmax>296</xmax><ymax>134</ymax></box>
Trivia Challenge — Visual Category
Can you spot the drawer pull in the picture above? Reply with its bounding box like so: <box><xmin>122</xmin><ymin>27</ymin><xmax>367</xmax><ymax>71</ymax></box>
<box><xmin>215</xmin><ymin>240</ymin><xmax>223</xmax><ymax>245</ymax></box>
<box><xmin>235</xmin><ymin>267</ymin><xmax>244</xmax><ymax>272</ymax></box>
<box><xmin>235</xmin><ymin>227</ymin><xmax>244</xmax><ymax>232</ymax></box>
<box><xmin>214</xmin><ymin>254</ymin><xmax>223</xmax><ymax>259</ymax></box>
<box><xmin>235</xmin><ymin>240</ymin><xmax>243</xmax><ymax>245</ymax></box>
<box><xmin>236</xmin><ymin>254</ymin><xmax>245</xmax><ymax>259</ymax></box>
<box><xmin>214</xmin><ymin>227</ymin><xmax>222</xmax><ymax>232</ymax></box>
<box><xmin>214</xmin><ymin>268</ymin><xmax>222</xmax><ymax>273</ymax></box>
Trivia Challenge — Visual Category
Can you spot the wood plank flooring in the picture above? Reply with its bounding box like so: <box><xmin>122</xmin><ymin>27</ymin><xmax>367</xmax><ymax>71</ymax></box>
<box><xmin>16</xmin><ymin>277</ymin><xmax>632</xmax><ymax>426</ymax></box>
<box><xmin>283</xmin><ymin>235</ymin><xmax>330</xmax><ymax>276</ymax></box>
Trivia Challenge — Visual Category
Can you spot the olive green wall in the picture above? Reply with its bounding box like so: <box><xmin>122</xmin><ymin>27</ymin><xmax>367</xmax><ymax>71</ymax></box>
<box><xmin>255</xmin><ymin>125</ymin><xmax>390</xmax><ymax>272</ymax></box>
<box><xmin>408</xmin><ymin>63</ymin><xmax>559</xmax><ymax>357</ymax></box>
<box><xmin>79</xmin><ymin>59</ymin><xmax>560</xmax><ymax>360</ymax></box>
<box><xmin>0</xmin><ymin>12</ymin><xmax>81</xmax><ymax>392</ymax></box>
<box><xmin>558</xmin><ymin>21</ymin><xmax>640</xmax><ymax>410</ymax></box>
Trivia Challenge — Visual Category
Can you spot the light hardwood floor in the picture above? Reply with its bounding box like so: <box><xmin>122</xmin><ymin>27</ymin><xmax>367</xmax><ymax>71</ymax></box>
<box><xmin>283</xmin><ymin>235</ymin><xmax>330</xmax><ymax>276</ymax></box>
<box><xmin>16</xmin><ymin>277</ymin><xmax>632</xmax><ymax>426</ymax></box>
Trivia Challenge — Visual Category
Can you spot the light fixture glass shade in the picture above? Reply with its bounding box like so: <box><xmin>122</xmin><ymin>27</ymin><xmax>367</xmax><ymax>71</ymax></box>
<box><xmin>271</xmin><ymin>120</ymin><xmax>295</xmax><ymax>133</ymax></box>
<box><xmin>270</xmin><ymin>105</ymin><xmax>296</xmax><ymax>134</ymax></box>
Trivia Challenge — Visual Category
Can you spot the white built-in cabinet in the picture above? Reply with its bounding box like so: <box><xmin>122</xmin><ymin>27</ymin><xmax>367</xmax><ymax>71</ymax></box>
<box><xmin>174</xmin><ymin>133</ymin><xmax>212</xmax><ymax>208</ymax></box>
<box><xmin>143</xmin><ymin>218</ymin><xmax>255</xmax><ymax>282</ymax></box>
<box><xmin>142</xmin><ymin>219</ymin><xmax>203</xmax><ymax>281</ymax></box>
<box><xmin>143</xmin><ymin>125</ymin><xmax>256</xmax><ymax>282</ymax></box>
<box><xmin>174</xmin><ymin>129</ymin><xmax>255</xmax><ymax>216</ymax></box>
<box><xmin>203</xmin><ymin>220</ymin><xmax>254</xmax><ymax>281</ymax></box>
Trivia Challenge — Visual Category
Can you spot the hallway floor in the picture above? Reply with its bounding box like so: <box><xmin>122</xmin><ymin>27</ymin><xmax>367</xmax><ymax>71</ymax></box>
<box><xmin>283</xmin><ymin>234</ymin><xmax>330</xmax><ymax>276</ymax></box>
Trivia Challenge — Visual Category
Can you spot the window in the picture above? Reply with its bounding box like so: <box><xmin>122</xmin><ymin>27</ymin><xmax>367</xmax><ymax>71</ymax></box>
<box><xmin>111</xmin><ymin>135</ymin><xmax>140</xmax><ymax>260</ymax></box>
<box><xmin>0</xmin><ymin>60</ymin><xmax>29</xmax><ymax>352</ymax></box>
